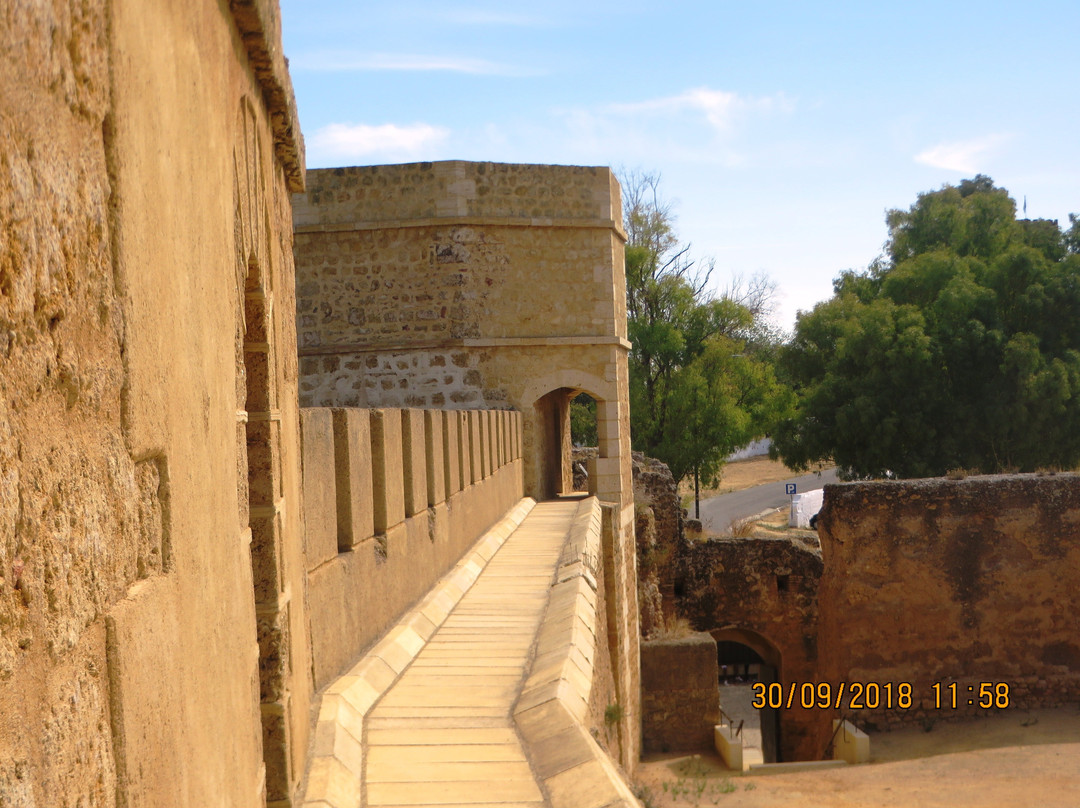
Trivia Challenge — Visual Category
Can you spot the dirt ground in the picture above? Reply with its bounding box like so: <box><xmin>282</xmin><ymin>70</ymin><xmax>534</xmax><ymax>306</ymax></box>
<box><xmin>634</xmin><ymin>706</ymin><xmax>1080</xmax><ymax>808</ymax></box>
<box><xmin>679</xmin><ymin>456</ymin><xmax>834</xmax><ymax>507</ymax></box>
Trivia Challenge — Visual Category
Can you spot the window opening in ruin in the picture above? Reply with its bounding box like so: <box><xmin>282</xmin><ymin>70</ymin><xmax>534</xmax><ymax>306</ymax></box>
<box><xmin>776</xmin><ymin>574</ymin><xmax>790</xmax><ymax>593</ymax></box>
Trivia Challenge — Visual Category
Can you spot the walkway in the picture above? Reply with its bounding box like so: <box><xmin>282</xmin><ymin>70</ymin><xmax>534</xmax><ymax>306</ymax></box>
<box><xmin>364</xmin><ymin>500</ymin><xmax>578</xmax><ymax>807</ymax></box>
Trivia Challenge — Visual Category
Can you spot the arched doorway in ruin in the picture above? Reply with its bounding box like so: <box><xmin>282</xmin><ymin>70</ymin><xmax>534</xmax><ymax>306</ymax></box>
<box><xmin>711</xmin><ymin>628</ymin><xmax>783</xmax><ymax>763</ymax></box>
<box><xmin>533</xmin><ymin>386</ymin><xmax>606</xmax><ymax>501</ymax></box>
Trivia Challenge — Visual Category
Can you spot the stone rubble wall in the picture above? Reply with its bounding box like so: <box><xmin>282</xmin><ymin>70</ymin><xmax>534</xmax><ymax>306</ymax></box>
<box><xmin>818</xmin><ymin>474</ymin><xmax>1080</xmax><ymax>732</ymax></box>
<box><xmin>640</xmin><ymin>633</ymin><xmax>721</xmax><ymax>754</ymax></box>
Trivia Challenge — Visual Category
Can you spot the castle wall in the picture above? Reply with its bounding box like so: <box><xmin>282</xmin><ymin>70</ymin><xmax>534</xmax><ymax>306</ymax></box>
<box><xmin>299</xmin><ymin>407</ymin><xmax>525</xmax><ymax>688</ymax></box>
<box><xmin>0</xmin><ymin>1</ymin><xmax>307</xmax><ymax>805</ymax></box>
<box><xmin>293</xmin><ymin>160</ymin><xmax>642</xmax><ymax>767</ymax></box>
<box><xmin>818</xmin><ymin>474</ymin><xmax>1080</xmax><ymax>732</ymax></box>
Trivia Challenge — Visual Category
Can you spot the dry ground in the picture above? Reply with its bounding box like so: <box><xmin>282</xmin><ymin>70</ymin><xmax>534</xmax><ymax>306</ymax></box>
<box><xmin>634</xmin><ymin>707</ymin><xmax>1080</xmax><ymax>808</ymax></box>
<box><xmin>679</xmin><ymin>456</ymin><xmax>834</xmax><ymax>509</ymax></box>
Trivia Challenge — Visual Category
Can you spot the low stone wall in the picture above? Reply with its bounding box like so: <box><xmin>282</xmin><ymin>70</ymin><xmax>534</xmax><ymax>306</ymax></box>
<box><xmin>300</xmin><ymin>406</ymin><xmax>525</xmax><ymax>688</ymax></box>
<box><xmin>818</xmin><ymin>474</ymin><xmax>1080</xmax><ymax>732</ymax></box>
<box><xmin>514</xmin><ymin>498</ymin><xmax>639</xmax><ymax>808</ymax></box>
<box><xmin>303</xmin><ymin>499</ymin><xmax>536</xmax><ymax>808</ymax></box>
<box><xmin>641</xmin><ymin>633</ymin><xmax>721</xmax><ymax>754</ymax></box>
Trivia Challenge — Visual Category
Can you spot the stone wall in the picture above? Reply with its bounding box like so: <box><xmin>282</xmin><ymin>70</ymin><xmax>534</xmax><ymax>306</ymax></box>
<box><xmin>641</xmin><ymin>634</ymin><xmax>721</xmax><ymax>754</ymax></box>
<box><xmin>293</xmin><ymin>162</ymin><xmax>625</xmax><ymax>412</ymax></box>
<box><xmin>818</xmin><ymin>474</ymin><xmax>1080</xmax><ymax>732</ymax></box>
<box><xmin>299</xmin><ymin>407</ymin><xmax>525</xmax><ymax>687</ymax></box>
<box><xmin>293</xmin><ymin>160</ymin><xmax>642</xmax><ymax>766</ymax></box>
<box><xmin>676</xmin><ymin>536</ymin><xmax>824</xmax><ymax>760</ymax></box>
<box><xmin>0</xmin><ymin>1</ymin><xmax>308</xmax><ymax>805</ymax></box>
<box><xmin>632</xmin><ymin>453</ymin><xmax>686</xmax><ymax>637</ymax></box>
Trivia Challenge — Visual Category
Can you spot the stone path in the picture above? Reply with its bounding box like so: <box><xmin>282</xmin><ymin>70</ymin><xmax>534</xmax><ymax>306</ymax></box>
<box><xmin>364</xmin><ymin>500</ymin><xmax>579</xmax><ymax>807</ymax></box>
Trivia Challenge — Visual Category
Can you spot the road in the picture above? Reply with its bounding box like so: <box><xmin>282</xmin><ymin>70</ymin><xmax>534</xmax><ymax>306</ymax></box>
<box><xmin>694</xmin><ymin>468</ymin><xmax>840</xmax><ymax>536</ymax></box>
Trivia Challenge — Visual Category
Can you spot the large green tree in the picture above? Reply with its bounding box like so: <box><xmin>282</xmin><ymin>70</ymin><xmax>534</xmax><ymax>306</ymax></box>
<box><xmin>617</xmin><ymin>171</ymin><xmax>791</xmax><ymax>503</ymax></box>
<box><xmin>774</xmin><ymin>176</ymin><xmax>1080</xmax><ymax>479</ymax></box>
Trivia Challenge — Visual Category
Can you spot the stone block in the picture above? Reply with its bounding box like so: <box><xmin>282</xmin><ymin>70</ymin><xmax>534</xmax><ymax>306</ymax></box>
<box><xmin>455</xmin><ymin>411</ymin><xmax>471</xmax><ymax>488</ymax></box>
<box><xmin>641</xmin><ymin>633</ymin><xmax>719</xmax><ymax>753</ymax></box>
<box><xmin>468</xmin><ymin>410</ymin><xmax>482</xmax><ymax>484</ymax></box>
<box><xmin>369</xmin><ymin>409</ymin><xmax>405</xmax><ymax>532</ymax></box>
<box><xmin>401</xmin><ymin>409</ymin><xmax>428</xmax><ymax>517</ymax></box>
<box><xmin>831</xmin><ymin>719</ymin><xmax>870</xmax><ymax>764</ymax></box>
<box><xmin>487</xmin><ymin>410</ymin><xmax>498</xmax><ymax>473</ymax></box>
<box><xmin>494</xmin><ymin>410</ymin><xmax>505</xmax><ymax>468</ymax></box>
<box><xmin>442</xmin><ymin>411</ymin><xmax>461</xmax><ymax>496</ymax></box>
<box><xmin>331</xmin><ymin>408</ymin><xmax>374</xmax><ymax>549</ymax></box>
<box><xmin>715</xmin><ymin>724</ymin><xmax>743</xmax><ymax>771</ymax></box>
<box><xmin>301</xmin><ymin>408</ymin><xmax>338</xmax><ymax>570</ymax></box>
<box><xmin>425</xmin><ymin>410</ymin><xmax>446</xmax><ymax>506</ymax></box>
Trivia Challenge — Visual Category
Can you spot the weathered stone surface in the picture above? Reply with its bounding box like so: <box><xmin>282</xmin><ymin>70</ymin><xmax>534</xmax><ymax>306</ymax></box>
<box><xmin>301</xmin><ymin>409</ymin><xmax>339</xmax><ymax>569</ymax></box>
<box><xmin>818</xmin><ymin>474</ymin><xmax>1080</xmax><ymax>729</ymax></box>
<box><xmin>631</xmin><ymin>452</ymin><xmax>685</xmax><ymax>636</ymax></box>
<box><xmin>1</xmin><ymin>1</ymin><xmax>309</xmax><ymax>804</ymax></box>
<box><xmin>641</xmin><ymin>634</ymin><xmax>720</xmax><ymax>753</ymax></box>
<box><xmin>332</xmin><ymin>407</ymin><xmax>375</xmax><ymax>548</ymax></box>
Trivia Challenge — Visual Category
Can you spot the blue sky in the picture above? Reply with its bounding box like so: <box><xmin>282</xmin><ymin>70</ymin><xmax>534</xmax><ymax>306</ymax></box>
<box><xmin>279</xmin><ymin>1</ymin><xmax>1080</xmax><ymax>331</ymax></box>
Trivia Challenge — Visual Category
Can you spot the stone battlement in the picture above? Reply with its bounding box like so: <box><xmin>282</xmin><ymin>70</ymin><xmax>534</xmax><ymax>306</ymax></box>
<box><xmin>294</xmin><ymin>161</ymin><xmax>625</xmax><ymax>231</ymax></box>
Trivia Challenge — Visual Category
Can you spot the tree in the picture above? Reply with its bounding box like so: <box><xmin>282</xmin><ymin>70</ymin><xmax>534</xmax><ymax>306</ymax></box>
<box><xmin>774</xmin><ymin>176</ymin><xmax>1080</xmax><ymax>479</ymax></box>
<box><xmin>619</xmin><ymin>171</ymin><xmax>791</xmax><ymax>511</ymax></box>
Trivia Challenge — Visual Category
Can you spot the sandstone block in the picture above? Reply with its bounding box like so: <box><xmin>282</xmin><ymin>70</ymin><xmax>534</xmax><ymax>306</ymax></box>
<box><xmin>424</xmin><ymin>410</ymin><xmax>446</xmax><ymax>506</ymax></box>
<box><xmin>442</xmin><ymin>411</ymin><xmax>462</xmax><ymax>496</ymax></box>
<box><xmin>401</xmin><ymin>409</ymin><xmax>427</xmax><ymax>517</ymax></box>
<box><xmin>369</xmin><ymin>410</ymin><xmax>405</xmax><ymax>531</ymax></box>
<box><xmin>332</xmin><ymin>408</ymin><xmax>374</xmax><ymax>548</ymax></box>
<box><xmin>301</xmin><ymin>408</ymin><xmax>338</xmax><ymax>570</ymax></box>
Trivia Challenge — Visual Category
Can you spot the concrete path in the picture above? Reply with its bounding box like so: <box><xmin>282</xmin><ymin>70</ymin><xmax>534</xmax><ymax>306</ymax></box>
<box><xmin>697</xmin><ymin>468</ymin><xmax>840</xmax><ymax>536</ymax></box>
<box><xmin>364</xmin><ymin>500</ymin><xmax>578</xmax><ymax>807</ymax></box>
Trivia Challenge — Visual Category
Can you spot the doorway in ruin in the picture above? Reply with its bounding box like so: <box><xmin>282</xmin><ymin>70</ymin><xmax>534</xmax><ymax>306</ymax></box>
<box><xmin>713</xmin><ymin>628</ymin><xmax>783</xmax><ymax>763</ymax></box>
<box><xmin>534</xmin><ymin>387</ymin><xmax>603</xmax><ymax>500</ymax></box>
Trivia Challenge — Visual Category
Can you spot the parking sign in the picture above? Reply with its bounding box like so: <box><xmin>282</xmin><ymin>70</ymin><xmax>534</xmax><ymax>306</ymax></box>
<box><xmin>785</xmin><ymin>483</ymin><xmax>796</xmax><ymax>495</ymax></box>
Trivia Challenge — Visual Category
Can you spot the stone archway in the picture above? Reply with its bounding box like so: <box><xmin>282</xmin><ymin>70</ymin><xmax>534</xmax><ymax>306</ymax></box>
<box><xmin>711</xmin><ymin>628</ymin><xmax>784</xmax><ymax>762</ymax></box>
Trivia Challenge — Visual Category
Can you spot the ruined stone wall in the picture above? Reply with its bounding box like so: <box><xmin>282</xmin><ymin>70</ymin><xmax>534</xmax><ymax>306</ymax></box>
<box><xmin>641</xmin><ymin>634</ymin><xmax>720</xmax><ymax>754</ymax></box>
<box><xmin>632</xmin><ymin>453</ymin><xmax>685</xmax><ymax>637</ymax></box>
<box><xmin>818</xmin><ymin>474</ymin><xmax>1080</xmax><ymax>732</ymax></box>
<box><xmin>0</xmin><ymin>2</ymin><xmax>308</xmax><ymax>805</ymax></box>
<box><xmin>300</xmin><ymin>407</ymin><xmax>525</xmax><ymax>687</ymax></box>
<box><xmin>676</xmin><ymin>537</ymin><xmax>824</xmax><ymax>760</ymax></box>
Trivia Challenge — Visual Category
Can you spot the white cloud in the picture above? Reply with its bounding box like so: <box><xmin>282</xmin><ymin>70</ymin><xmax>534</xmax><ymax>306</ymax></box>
<box><xmin>309</xmin><ymin>123</ymin><xmax>450</xmax><ymax>161</ymax></box>
<box><xmin>292</xmin><ymin>51</ymin><xmax>538</xmax><ymax>76</ymax></box>
<box><xmin>914</xmin><ymin>134</ymin><xmax>1010</xmax><ymax>173</ymax></box>
<box><xmin>605</xmin><ymin>87</ymin><xmax>792</xmax><ymax>133</ymax></box>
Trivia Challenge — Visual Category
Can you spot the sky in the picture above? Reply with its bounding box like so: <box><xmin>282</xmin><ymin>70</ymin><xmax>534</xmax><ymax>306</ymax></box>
<box><xmin>279</xmin><ymin>0</ymin><xmax>1080</xmax><ymax>332</ymax></box>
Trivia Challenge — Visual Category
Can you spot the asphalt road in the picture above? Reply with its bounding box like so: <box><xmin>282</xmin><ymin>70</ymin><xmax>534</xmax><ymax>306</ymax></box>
<box><xmin>694</xmin><ymin>467</ymin><xmax>840</xmax><ymax>535</ymax></box>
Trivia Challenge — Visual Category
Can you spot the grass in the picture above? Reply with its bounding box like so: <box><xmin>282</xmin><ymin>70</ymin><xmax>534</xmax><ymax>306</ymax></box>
<box><xmin>728</xmin><ymin>516</ymin><xmax>757</xmax><ymax>538</ymax></box>
<box><xmin>651</xmin><ymin>756</ymin><xmax>754</xmax><ymax>805</ymax></box>
<box><xmin>679</xmin><ymin>456</ymin><xmax>834</xmax><ymax>509</ymax></box>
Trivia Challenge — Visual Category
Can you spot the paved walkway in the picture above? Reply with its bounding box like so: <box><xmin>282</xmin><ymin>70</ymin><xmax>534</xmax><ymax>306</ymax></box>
<box><xmin>364</xmin><ymin>500</ymin><xmax>579</xmax><ymax>807</ymax></box>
